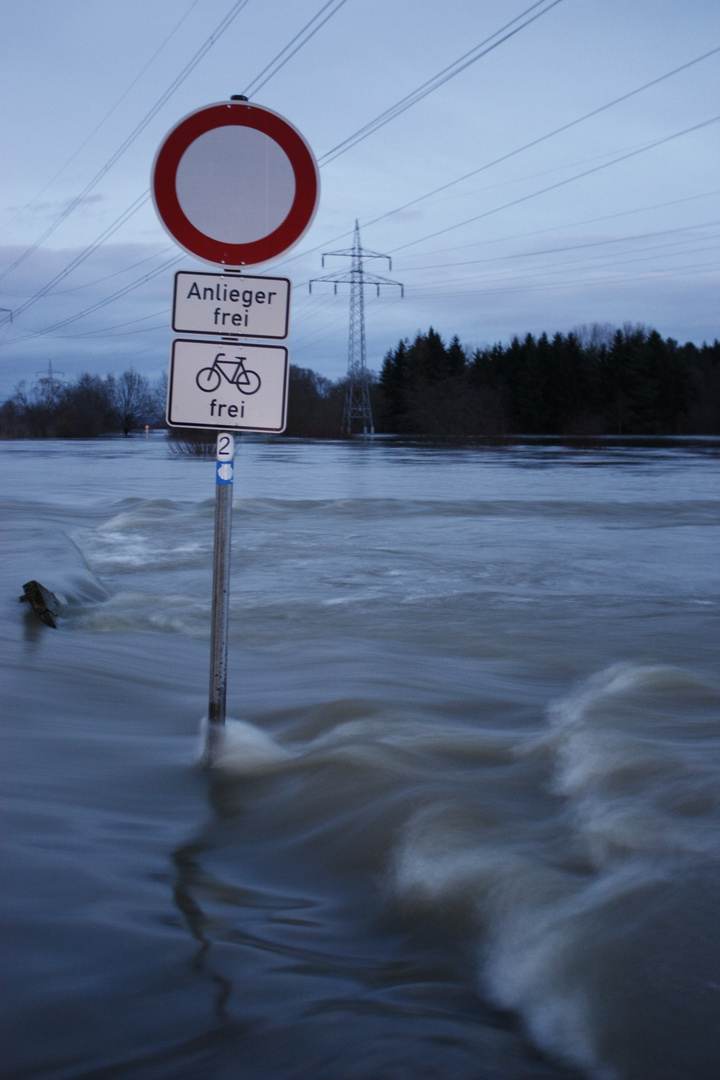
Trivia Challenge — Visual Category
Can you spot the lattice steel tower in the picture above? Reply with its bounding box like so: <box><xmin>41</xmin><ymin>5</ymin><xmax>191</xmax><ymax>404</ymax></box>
<box><xmin>310</xmin><ymin>220</ymin><xmax>403</xmax><ymax>435</ymax></box>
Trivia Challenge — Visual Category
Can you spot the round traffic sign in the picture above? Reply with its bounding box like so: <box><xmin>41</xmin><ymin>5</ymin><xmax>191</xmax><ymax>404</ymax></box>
<box><xmin>152</xmin><ymin>101</ymin><xmax>320</xmax><ymax>268</ymax></box>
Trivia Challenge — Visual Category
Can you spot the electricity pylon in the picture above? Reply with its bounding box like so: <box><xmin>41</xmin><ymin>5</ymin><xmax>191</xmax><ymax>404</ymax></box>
<box><xmin>35</xmin><ymin>361</ymin><xmax>66</xmax><ymax>404</ymax></box>
<box><xmin>310</xmin><ymin>220</ymin><xmax>403</xmax><ymax>435</ymax></box>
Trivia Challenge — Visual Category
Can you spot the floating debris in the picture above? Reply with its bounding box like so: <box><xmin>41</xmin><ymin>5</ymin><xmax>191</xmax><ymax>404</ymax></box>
<box><xmin>20</xmin><ymin>580</ymin><xmax>60</xmax><ymax>628</ymax></box>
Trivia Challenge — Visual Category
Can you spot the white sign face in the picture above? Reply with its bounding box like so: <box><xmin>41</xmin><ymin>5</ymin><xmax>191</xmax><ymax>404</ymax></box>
<box><xmin>167</xmin><ymin>339</ymin><xmax>289</xmax><ymax>433</ymax></box>
<box><xmin>172</xmin><ymin>271</ymin><xmax>290</xmax><ymax>339</ymax></box>
<box><xmin>176</xmin><ymin>127</ymin><xmax>296</xmax><ymax>244</ymax></box>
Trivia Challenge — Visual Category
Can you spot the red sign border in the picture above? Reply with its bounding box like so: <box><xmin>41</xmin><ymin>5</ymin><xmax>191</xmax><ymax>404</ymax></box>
<box><xmin>152</xmin><ymin>102</ymin><xmax>319</xmax><ymax>268</ymax></box>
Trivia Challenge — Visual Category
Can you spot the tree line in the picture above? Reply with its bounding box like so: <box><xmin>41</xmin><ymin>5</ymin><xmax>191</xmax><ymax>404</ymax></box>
<box><xmin>0</xmin><ymin>369</ymin><xmax>164</xmax><ymax>438</ymax></box>
<box><xmin>0</xmin><ymin>363</ymin><xmax>347</xmax><ymax>442</ymax></box>
<box><xmin>2</xmin><ymin>325</ymin><xmax>718</xmax><ymax>440</ymax></box>
<box><xmin>378</xmin><ymin>326</ymin><xmax>720</xmax><ymax>437</ymax></box>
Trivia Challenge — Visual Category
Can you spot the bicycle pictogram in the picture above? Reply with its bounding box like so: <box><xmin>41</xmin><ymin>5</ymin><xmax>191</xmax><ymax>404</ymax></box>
<box><xmin>196</xmin><ymin>352</ymin><xmax>261</xmax><ymax>395</ymax></box>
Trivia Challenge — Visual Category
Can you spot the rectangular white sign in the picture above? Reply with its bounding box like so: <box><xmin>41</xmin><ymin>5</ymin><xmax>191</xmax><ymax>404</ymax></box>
<box><xmin>166</xmin><ymin>338</ymin><xmax>289</xmax><ymax>433</ymax></box>
<box><xmin>172</xmin><ymin>271</ymin><xmax>291</xmax><ymax>339</ymax></box>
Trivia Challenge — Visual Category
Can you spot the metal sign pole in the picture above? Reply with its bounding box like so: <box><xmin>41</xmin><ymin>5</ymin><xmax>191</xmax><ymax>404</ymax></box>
<box><xmin>205</xmin><ymin>432</ymin><xmax>235</xmax><ymax>761</ymax></box>
<box><xmin>153</xmin><ymin>100</ymin><xmax>319</xmax><ymax>763</ymax></box>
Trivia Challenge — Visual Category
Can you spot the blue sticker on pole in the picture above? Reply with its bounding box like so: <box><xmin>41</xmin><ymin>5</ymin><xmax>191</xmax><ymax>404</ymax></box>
<box><xmin>216</xmin><ymin>462</ymin><xmax>234</xmax><ymax>484</ymax></box>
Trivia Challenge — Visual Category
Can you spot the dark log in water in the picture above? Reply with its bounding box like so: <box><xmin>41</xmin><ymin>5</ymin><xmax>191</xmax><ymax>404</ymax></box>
<box><xmin>20</xmin><ymin>579</ymin><xmax>60</xmax><ymax>627</ymax></box>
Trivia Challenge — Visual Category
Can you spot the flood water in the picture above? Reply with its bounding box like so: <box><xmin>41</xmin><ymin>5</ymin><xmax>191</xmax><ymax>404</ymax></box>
<box><xmin>1</xmin><ymin>435</ymin><xmax>719</xmax><ymax>1080</ymax></box>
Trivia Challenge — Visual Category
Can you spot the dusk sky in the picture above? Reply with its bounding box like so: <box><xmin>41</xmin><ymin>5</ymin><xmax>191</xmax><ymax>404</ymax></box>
<box><xmin>1</xmin><ymin>0</ymin><xmax>718</xmax><ymax>399</ymax></box>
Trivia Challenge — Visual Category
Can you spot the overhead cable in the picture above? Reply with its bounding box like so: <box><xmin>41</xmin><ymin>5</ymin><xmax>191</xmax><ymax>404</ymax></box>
<box><xmin>61</xmin><ymin>310</ymin><xmax>170</xmax><ymax>339</ymax></box>
<box><xmin>318</xmin><ymin>0</ymin><xmax>564</xmax><ymax>164</ymax></box>
<box><xmin>0</xmin><ymin>0</ymin><xmax>347</xmax><ymax>335</ymax></box>
<box><xmin>53</xmin><ymin>246</ymin><xmax>177</xmax><ymax>295</ymax></box>
<box><xmin>6</xmin><ymin>11</ymin><xmax>717</xmax><ymax>346</ymax></box>
<box><xmin>406</xmin><ymin>235</ymin><xmax>720</xmax><ymax>290</ymax></box>
<box><xmin>361</xmin><ymin>45</ymin><xmax>720</xmax><ymax>232</ymax></box>
<box><xmin>405</xmin><ymin>258</ymin><xmax>720</xmax><ymax>302</ymax></box>
<box><xmin>242</xmin><ymin>0</ymin><xmax>350</xmax><ymax>97</ymax></box>
<box><xmin>274</xmin><ymin>49</ymin><xmax>720</xmax><ymax>270</ymax></box>
<box><xmin>398</xmin><ymin>190</ymin><xmax>720</xmax><ymax>262</ymax></box>
<box><xmin>389</xmin><ymin>114</ymin><xmax>720</xmax><ymax>253</ymax></box>
<box><xmin>9</xmin><ymin>193</ymin><xmax>152</xmax><ymax>322</ymax></box>
<box><xmin>401</xmin><ymin>220</ymin><xmax>720</xmax><ymax>273</ymax></box>
<box><xmin>6</xmin><ymin>254</ymin><xmax>184</xmax><ymax>344</ymax></box>
<box><xmin>0</xmin><ymin>0</ymin><xmax>202</xmax><ymax>236</ymax></box>
<box><xmin>0</xmin><ymin>0</ymin><xmax>251</xmax><ymax>283</ymax></box>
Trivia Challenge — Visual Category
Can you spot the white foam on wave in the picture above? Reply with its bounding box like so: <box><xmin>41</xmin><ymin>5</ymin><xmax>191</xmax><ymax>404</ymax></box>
<box><xmin>390</xmin><ymin>800</ymin><xmax>705</xmax><ymax>1078</ymax></box>
<box><xmin>389</xmin><ymin>664</ymin><xmax>720</xmax><ymax>1079</ymax></box>
<box><xmin>199</xmin><ymin>717</ymin><xmax>292</xmax><ymax>774</ymax></box>
<box><xmin>202</xmin><ymin>714</ymin><xmax>513</xmax><ymax>781</ymax></box>
<box><xmin>391</xmin><ymin>803</ymin><xmax>607</xmax><ymax>1075</ymax></box>
<box><xmin>478</xmin><ymin>856</ymin><xmax>681</xmax><ymax>1080</ymax></box>
<box><xmin>77</xmin><ymin>532</ymin><xmax>206</xmax><ymax>572</ymax></box>
<box><xmin>539</xmin><ymin>663</ymin><xmax>720</xmax><ymax>863</ymax></box>
<box><xmin>298</xmin><ymin>716</ymin><xmax>516</xmax><ymax>778</ymax></box>
<box><xmin>71</xmin><ymin>500</ymin><xmax>210</xmax><ymax>575</ymax></box>
<box><xmin>70</xmin><ymin>591</ymin><xmax>209</xmax><ymax>637</ymax></box>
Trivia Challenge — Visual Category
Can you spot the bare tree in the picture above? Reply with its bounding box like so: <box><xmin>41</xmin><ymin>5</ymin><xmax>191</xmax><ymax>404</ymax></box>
<box><xmin>109</xmin><ymin>369</ymin><xmax>154</xmax><ymax>436</ymax></box>
<box><xmin>571</xmin><ymin>323</ymin><xmax>617</xmax><ymax>350</ymax></box>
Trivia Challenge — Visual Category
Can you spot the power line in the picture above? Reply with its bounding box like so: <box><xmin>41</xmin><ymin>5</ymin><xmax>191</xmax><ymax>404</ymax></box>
<box><xmin>4</xmin><ymin>18</ymin><xmax>717</xmax><ymax>350</ymax></box>
<box><xmin>359</xmin><ymin>45</ymin><xmax>720</xmax><ymax>233</ymax></box>
<box><xmin>8</xmin><ymin>192</ymin><xmax>152</xmax><ymax>322</ymax></box>
<box><xmin>405</xmin><ymin>253</ymin><xmax>720</xmax><ymax>300</ymax></box>
<box><xmin>242</xmin><ymin>0</ymin><xmax>350</xmax><ymax>97</ymax></box>
<box><xmin>0</xmin><ymin>0</ymin><xmax>203</xmax><ymax>236</ymax></box>
<box><xmin>389</xmin><ymin>115</ymin><xmax>720</xmax><ymax>254</ymax></box>
<box><xmin>22</xmin><ymin>194</ymin><xmax>716</xmax><ymax>347</ymax></box>
<box><xmin>397</xmin><ymin>189</ymin><xmax>720</xmax><ymax>262</ymax></box>
<box><xmin>0</xmin><ymin>0</ymin><xmax>349</xmax><ymax>336</ymax></box>
<box><xmin>0</xmin><ymin>0</ymin><xmax>251</xmax><ymax>283</ymax></box>
<box><xmin>274</xmin><ymin>48</ymin><xmax>720</xmax><ymax>271</ymax></box>
<box><xmin>318</xmin><ymin>0</ymin><xmax>564</xmax><ymax>165</ymax></box>
<box><xmin>61</xmin><ymin>311</ymin><xmax>170</xmax><ymax>339</ymax></box>
<box><xmin>408</xmin><ymin>236</ymin><xmax>720</xmax><ymax>293</ymax></box>
<box><xmin>401</xmin><ymin>220</ymin><xmax>720</xmax><ymax>273</ymax></box>
<box><xmin>0</xmin><ymin>0</ymin><xmax>348</xmax><ymax>295</ymax></box>
<box><xmin>52</xmin><ymin>246</ymin><xmax>176</xmax><ymax>295</ymax></box>
<box><xmin>6</xmin><ymin>254</ymin><xmax>183</xmax><ymax>344</ymax></box>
